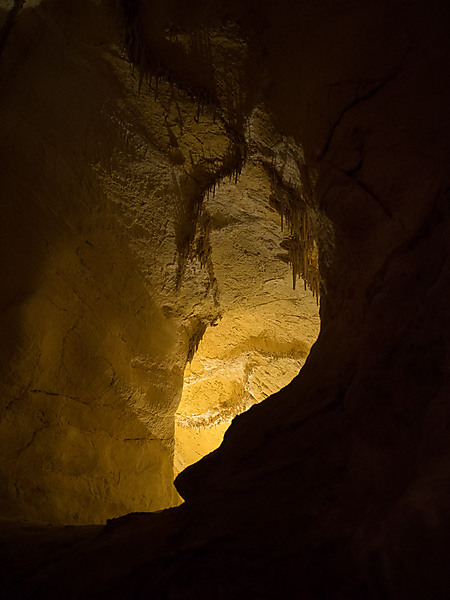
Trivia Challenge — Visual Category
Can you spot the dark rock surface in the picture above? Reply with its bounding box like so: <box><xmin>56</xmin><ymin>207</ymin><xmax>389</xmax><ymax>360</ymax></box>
<box><xmin>1</xmin><ymin>0</ymin><xmax>450</xmax><ymax>597</ymax></box>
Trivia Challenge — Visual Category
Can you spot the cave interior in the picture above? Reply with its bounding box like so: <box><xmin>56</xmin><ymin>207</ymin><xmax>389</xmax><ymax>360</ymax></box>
<box><xmin>1</xmin><ymin>0</ymin><xmax>450</xmax><ymax>598</ymax></box>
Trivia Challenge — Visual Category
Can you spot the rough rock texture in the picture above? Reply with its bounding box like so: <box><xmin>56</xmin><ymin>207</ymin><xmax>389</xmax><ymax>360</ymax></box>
<box><xmin>1</xmin><ymin>0</ymin><xmax>450</xmax><ymax>598</ymax></box>
<box><xmin>0</xmin><ymin>0</ymin><xmax>185</xmax><ymax>523</ymax></box>
<box><xmin>0</xmin><ymin>0</ymin><xmax>319</xmax><ymax>524</ymax></box>
<box><xmin>175</xmin><ymin>160</ymin><xmax>320</xmax><ymax>472</ymax></box>
<box><xmin>0</xmin><ymin>0</ymin><xmax>254</xmax><ymax>524</ymax></box>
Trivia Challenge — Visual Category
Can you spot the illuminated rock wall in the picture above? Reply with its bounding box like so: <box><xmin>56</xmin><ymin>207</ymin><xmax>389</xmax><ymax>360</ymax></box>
<box><xmin>0</xmin><ymin>0</ymin><xmax>319</xmax><ymax>524</ymax></box>
<box><xmin>175</xmin><ymin>160</ymin><xmax>320</xmax><ymax>472</ymax></box>
<box><xmin>0</xmin><ymin>0</ymin><xmax>183</xmax><ymax>523</ymax></box>
<box><xmin>0</xmin><ymin>0</ymin><xmax>245</xmax><ymax>523</ymax></box>
<box><xmin>1</xmin><ymin>0</ymin><xmax>450</xmax><ymax>599</ymax></box>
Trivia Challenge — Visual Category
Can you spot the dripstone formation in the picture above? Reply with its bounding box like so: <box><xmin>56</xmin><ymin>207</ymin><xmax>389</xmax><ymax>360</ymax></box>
<box><xmin>1</xmin><ymin>0</ymin><xmax>449</xmax><ymax>598</ymax></box>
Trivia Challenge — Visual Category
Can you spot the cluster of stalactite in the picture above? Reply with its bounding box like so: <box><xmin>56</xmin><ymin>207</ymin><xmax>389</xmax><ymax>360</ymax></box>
<box><xmin>173</xmin><ymin>130</ymin><xmax>245</xmax><ymax>290</ymax></box>
<box><xmin>185</xmin><ymin>318</ymin><xmax>210</xmax><ymax>364</ymax></box>
<box><xmin>115</xmin><ymin>0</ymin><xmax>248</xmax><ymax>290</ymax></box>
<box><xmin>267</xmin><ymin>166</ymin><xmax>321</xmax><ymax>299</ymax></box>
<box><xmin>115</xmin><ymin>1</ymin><xmax>247</xmax><ymax>125</ymax></box>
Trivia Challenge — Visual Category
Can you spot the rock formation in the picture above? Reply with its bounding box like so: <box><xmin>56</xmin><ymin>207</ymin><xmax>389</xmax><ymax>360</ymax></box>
<box><xmin>1</xmin><ymin>0</ymin><xmax>450</xmax><ymax>598</ymax></box>
<box><xmin>0</xmin><ymin>0</ymin><xmax>320</xmax><ymax>524</ymax></box>
<box><xmin>175</xmin><ymin>158</ymin><xmax>320</xmax><ymax>473</ymax></box>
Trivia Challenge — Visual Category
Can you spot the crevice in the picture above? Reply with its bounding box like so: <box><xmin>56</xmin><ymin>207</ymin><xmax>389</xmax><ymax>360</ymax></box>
<box><xmin>327</xmin><ymin>161</ymin><xmax>393</xmax><ymax>219</ymax></box>
<box><xmin>16</xmin><ymin>424</ymin><xmax>49</xmax><ymax>459</ymax></box>
<box><xmin>318</xmin><ymin>71</ymin><xmax>402</xmax><ymax>161</ymax></box>
<box><xmin>29</xmin><ymin>389</ymin><xmax>90</xmax><ymax>406</ymax></box>
<box><xmin>349</xmin><ymin>175</ymin><xmax>393</xmax><ymax>219</ymax></box>
<box><xmin>366</xmin><ymin>187</ymin><xmax>450</xmax><ymax>303</ymax></box>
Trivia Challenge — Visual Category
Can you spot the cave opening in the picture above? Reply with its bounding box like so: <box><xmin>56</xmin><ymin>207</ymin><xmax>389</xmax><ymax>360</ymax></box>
<box><xmin>107</xmin><ymin>0</ymin><xmax>326</xmax><ymax>503</ymax></box>
<box><xmin>2</xmin><ymin>0</ymin><xmax>450</xmax><ymax>596</ymax></box>
<box><xmin>174</xmin><ymin>160</ymin><xmax>321</xmax><ymax>474</ymax></box>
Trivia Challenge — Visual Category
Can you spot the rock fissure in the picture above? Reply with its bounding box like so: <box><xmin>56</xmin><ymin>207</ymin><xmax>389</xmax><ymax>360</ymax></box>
<box><xmin>318</xmin><ymin>68</ymin><xmax>406</xmax><ymax>161</ymax></box>
<box><xmin>16</xmin><ymin>424</ymin><xmax>50</xmax><ymax>460</ymax></box>
<box><xmin>29</xmin><ymin>389</ymin><xmax>90</xmax><ymax>406</ymax></box>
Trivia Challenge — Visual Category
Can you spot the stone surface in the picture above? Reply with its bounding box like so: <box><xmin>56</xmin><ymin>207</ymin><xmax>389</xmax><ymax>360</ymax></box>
<box><xmin>0</xmin><ymin>0</ymin><xmax>247</xmax><ymax>524</ymax></box>
<box><xmin>0</xmin><ymin>0</ymin><xmax>186</xmax><ymax>523</ymax></box>
<box><xmin>1</xmin><ymin>0</ymin><xmax>450</xmax><ymax>598</ymax></box>
<box><xmin>175</xmin><ymin>161</ymin><xmax>320</xmax><ymax>472</ymax></box>
<box><xmin>0</xmin><ymin>0</ymin><xmax>319</xmax><ymax>523</ymax></box>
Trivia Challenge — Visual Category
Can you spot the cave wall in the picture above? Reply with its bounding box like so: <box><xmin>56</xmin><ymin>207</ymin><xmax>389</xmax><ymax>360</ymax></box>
<box><xmin>175</xmin><ymin>137</ymin><xmax>320</xmax><ymax>473</ymax></box>
<box><xmin>0</xmin><ymin>0</ymin><xmax>183</xmax><ymax>523</ymax></box>
<box><xmin>0</xmin><ymin>0</ymin><xmax>246</xmax><ymax>523</ymax></box>
<box><xmin>0</xmin><ymin>0</ymin><xmax>321</xmax><ymax>524</ymax></box>
<box><xmin>1</xmin><ymin>0</ymin><xmax>450</xmax><ymax>598</ymax></box>
<box><xmin>173</xmin><ymin>0</ymin><xmax>450</xmax><ymax>596</ymax></box>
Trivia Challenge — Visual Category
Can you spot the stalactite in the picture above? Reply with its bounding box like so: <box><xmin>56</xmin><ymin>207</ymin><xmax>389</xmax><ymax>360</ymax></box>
<box><xmin>265</xmin><ymin>163</ymin><xmax>321</xmax><ymax>299</ymax></box>
<box><xmin>114</xmin><ymin>0</ymin><xmax>251</xmax><ymax>303</ymax></box>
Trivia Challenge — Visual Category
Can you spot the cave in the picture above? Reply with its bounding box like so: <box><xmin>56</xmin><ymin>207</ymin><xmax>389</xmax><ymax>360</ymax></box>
<box><xmin>1</xmin><ymin>0</ymin><xmax>450</xmax><ymax>598</ymax></box>
<box><xmin>174</xmin><ymin>165</ymin><xmax>320</xmax><ymax>473</ymax></box>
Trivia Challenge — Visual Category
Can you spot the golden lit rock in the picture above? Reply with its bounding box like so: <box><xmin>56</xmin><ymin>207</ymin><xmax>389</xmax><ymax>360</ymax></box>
<box><xmin>2</xmin><ymin>1</ymin><xmax>450</xmax><ymax>598</ymax></box>
<box><xmin>0</xmin><ymin>0</ymin><xmax>240</xmax><ymax>524</ymax></box>
<box><xmin>0</xmin><ymin>0</ymin><xmax>319</xmax><ymax>524</ymax></box>
<box><xmin>175</xmin><ymin>162</ymin><xmax>320</xmax><ymax>473</ymax></box>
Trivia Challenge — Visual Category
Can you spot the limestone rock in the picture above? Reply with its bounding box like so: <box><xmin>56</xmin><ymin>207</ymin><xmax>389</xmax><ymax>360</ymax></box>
<box><xmin>1</xmin><ymin>0</ymin><xmax>450</xmax><ymax>599</ymax></box>
<box><xmin>0</xmin><ymin>0</ymin><xmax>248</xmax><ymax>523</ymax></box>
<box><xmin>175</xmin><ymin>160</ymin><xmax>320</xmax><ymax>472</ymax></box>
